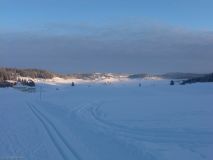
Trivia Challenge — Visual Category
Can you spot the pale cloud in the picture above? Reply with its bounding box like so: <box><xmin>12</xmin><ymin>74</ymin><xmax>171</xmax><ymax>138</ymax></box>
<box><xmin>0</xmin><ymin>23</ymin><xmax>213</xmax><ymax>73</ymax></box>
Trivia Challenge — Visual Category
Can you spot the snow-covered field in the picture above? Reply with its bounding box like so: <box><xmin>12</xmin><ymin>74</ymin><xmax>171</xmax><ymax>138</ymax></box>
<box><xmin>0</xmin><ymin>80</ymin><xmax>213</xmax><ymax>160</ymax></box>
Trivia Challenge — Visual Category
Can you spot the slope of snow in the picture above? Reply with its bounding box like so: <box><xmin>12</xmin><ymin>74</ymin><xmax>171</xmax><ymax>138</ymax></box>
<box><xmin>0</xmin><ymin>80</ymin><xmax>212</xmax><ymax>160</ymax></box>
<box><xmin>17</xmin><ymin>76</ymin><xmax>131</xmax><ymax>86</ymax></box>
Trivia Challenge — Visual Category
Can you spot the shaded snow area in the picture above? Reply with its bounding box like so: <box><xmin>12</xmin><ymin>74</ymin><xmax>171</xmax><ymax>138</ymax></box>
<box><xmin>0</xmin><ymin>80</ymin><xmax>213</xmax><ymax>160</ymax></box>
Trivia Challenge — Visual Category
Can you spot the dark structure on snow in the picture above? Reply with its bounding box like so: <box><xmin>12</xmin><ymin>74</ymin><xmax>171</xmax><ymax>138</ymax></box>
<box><xmin>170</xmin><ymin>80</ymin><xmax>175</xmax><ymax>85</ymax></box>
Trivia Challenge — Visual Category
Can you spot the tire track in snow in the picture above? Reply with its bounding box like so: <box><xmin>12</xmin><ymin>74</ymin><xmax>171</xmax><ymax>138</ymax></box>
<box><xmin>27</xmin><ymin>103</ymin><xmax>82</xmax><ymax>160</ymax></box>
<box><xmin>87</xmin><ymin>102</ymin><xmax>213</xmax><ymax>145</ymax></box>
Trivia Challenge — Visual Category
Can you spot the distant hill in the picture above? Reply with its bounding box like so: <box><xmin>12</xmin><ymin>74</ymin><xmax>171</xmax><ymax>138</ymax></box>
<box><xmin>181</xmin><ymin>73</ymin><xmax>213</xmax><ymax>85</ymax></box>
<box><xmin>0</xmin><ymin>68</ymin><xmax>128</xmax><ymax>82</ymax></box>
<box><xmin>67</xmin><ymin>73</ymin><xmax>128</xmax><ymax>80</ymax></box>
<box><xmin>0</xmin><ymin>68</ymin><xmax>58</xmax><ymax>81</ymax></box>
<box><xmin>128</xmin><ymin>74</ymin><xmax>148</xmax><ymax>79</ymax></box>
<box><xmin>159</xmin><ymin>72</ymin><xmax>206</xmax><ymax>79</ymax></box>
<box><xmin>128</xmin><ymin>72</ymin><xmax>206</xmax><ymax>80</ymax></box>
<box><xmin>0</xmin><ymin>67</ymin><xmax>212</xmax><ymax>83</ymax></box>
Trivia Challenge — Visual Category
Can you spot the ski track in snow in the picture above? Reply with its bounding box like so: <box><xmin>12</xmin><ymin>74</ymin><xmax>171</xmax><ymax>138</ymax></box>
<box><xmin>36</xmin><ymin>98</ymin><xmax>212</xmax><ymax>159</ymax></box>
<box><xmin>72</xmin><ymin>100</ymin><xmax>213</xmax><ymax>145</ymax></box>
<box><xmin>1</xmin><ymin>81</ymin><xmax>213</xmax><ymax>160</ymax></box>
<box><xmin>28</xmin><ymin>103</ymin><xmax>82</xmax><ymax>160</ymax></box>
<box><xmin>27</xmin><ymin>101</ymin><xmax>157</xmax><ymax>160</ymax></box>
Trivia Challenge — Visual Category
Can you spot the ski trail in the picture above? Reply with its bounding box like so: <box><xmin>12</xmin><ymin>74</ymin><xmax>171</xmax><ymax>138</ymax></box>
<box><xmin>27</xmin><ymin>103</ymin><xmax>82</xmax><ymax>160</ymax></box>
<box><xmin>86</xmin><ymin>102</ymin><xmax>213</xmax><ymax>145</ymax></box>
<box><xmin>28</xmin><ymin>103</ymin><xmax>68</xmax><ymax>160</ymax></box>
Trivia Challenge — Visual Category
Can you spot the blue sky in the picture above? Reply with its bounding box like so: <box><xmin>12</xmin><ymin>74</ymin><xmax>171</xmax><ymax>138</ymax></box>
<box><xmin>1</xmin><ymin>0</ymin><xmax>213</xmax><ymax>31</ymax></box>
<box><xmin>0</xmin><ymin>0</ymin><xmax>213</xmax><ymax>73</ymax></box>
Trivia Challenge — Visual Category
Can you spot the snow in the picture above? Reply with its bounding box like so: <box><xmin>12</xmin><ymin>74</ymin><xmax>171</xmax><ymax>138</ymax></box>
<box><xmin>0</xmin><ymin>80</ymin><xmax>213</xmax><ymax>160</ymax></box>
<box><xmin>17</xmin><ymin>76</ymin><xmax>131</xmax><ymax>86</ymax></box>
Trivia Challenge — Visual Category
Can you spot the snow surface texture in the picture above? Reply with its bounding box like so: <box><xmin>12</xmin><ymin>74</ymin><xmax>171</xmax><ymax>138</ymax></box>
<box><xmin>0</xmin><ymin>80</ymin><xmax>212</xmax><ymax>160</ymax></box>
